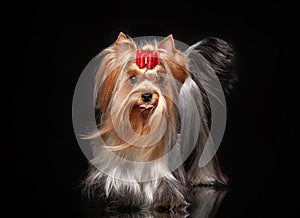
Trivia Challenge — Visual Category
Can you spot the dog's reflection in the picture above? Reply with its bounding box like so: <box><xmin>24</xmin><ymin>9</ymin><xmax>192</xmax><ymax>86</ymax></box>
<box><xmin>189</xmin><ymin>186</ymin><xmax>228</xmax><ymax>218</ymax></box>
<box><xmin>101</xmin><ymin>186</ymin><xmax>228</xmax><ymax>218</ymax></box>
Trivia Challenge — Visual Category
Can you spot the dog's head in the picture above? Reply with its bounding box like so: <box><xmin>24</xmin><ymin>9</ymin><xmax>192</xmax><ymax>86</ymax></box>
<box><xmin>93</xmin><ymin>33</ymin><xmax>189</xmax><ymax>157</ymax></box>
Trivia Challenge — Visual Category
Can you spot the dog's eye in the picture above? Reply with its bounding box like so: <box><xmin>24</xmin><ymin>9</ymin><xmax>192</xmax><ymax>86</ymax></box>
<box><xmin>129</xmin><ymin>75</ymin><xmax>137</xmax><ymax>84</ymax></box>
<box><xmin>156</xmin><ymin>75</ymin><xmax>164</xmax><ymax>84</ymax></box>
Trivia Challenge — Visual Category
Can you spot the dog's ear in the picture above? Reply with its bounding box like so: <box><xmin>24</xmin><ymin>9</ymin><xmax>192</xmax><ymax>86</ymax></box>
<box><xmin>113</xmin><ymin>32</ymin><xmax>136</xmax><ymax>54</ymax></box>
<box><xmin>95</xmin><ymin>32</ymin><xmax>133</xmax><ymax>113</ymax></box>
<box><xmin>158</xmin><ymin>34</ymin><xmax>176</xmax><ymax>54</ymax></box>
<box><xmin>115</xmin><ymin>32</ymin><xmax>127</xmax><ymax>43</ymax></box>
<box><xmin>159</xmin><ymin>35</ymin><xmax>188</xmax><ymax>83</ymax></box>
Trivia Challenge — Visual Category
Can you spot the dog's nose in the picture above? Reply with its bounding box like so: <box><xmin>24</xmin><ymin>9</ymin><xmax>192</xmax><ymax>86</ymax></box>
<box><xmin>141</xmin><ymin>93</ymin><xmax>152</xmax><ymax>103</ymax></box>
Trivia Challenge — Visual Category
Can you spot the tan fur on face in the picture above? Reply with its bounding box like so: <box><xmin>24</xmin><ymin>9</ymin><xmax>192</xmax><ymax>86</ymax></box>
<box><xmin>95</xmin><ymin>67</ymin><xmax>119</xmax><ymax>112</ymax></box>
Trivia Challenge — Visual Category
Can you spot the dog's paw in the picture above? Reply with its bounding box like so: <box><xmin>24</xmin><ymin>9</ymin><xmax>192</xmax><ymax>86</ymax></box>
<box><xmin>157</xmin><ymin>200</ymin><xmax>190</xmax><ymax>216</ymax></box>
<box><xmin>190</xmin><ymin>177</ymin><xmax>218</xmax><ymax>187</ymax></box>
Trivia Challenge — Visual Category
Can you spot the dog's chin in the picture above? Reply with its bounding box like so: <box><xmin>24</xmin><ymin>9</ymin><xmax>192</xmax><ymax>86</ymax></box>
<box><xmin>127</xmin><ymin>98</ymin><xmax>159</xmax><ymax>135</ymax></box>
<box><xmin>131</xmin><ymin>103</ymin><xmax>156</xmax><ymax>119</ymax></box>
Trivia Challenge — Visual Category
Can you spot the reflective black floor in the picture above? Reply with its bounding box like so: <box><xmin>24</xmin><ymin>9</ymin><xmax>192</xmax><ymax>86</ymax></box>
<box><xmin>73</xmin><ymin>180</ymin><xmax>290</xmax><ymax>218</ymax></box>
<box><xmin>84</xmin><ymin>186</ymin><xmax>228</xmax><ymax>218</ymax></box>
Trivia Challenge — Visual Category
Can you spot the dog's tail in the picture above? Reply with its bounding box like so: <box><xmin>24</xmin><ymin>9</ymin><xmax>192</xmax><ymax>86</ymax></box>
<box><xmin>187</xmin><ymin>37</ymin><xmax>237</xmax><ymax>93</ymax></box>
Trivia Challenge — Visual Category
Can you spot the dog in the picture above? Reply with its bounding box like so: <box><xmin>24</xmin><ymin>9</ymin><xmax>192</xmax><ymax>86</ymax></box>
<box><xmin>83</xmin><ymin>32</ymin><xmax>236</xmax><ymax>209</ymax></box>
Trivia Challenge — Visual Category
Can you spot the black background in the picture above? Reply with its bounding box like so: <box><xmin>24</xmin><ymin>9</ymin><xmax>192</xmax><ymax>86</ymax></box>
<box><xmin>5</xmin><ymin>2</ymin><xmax>297</xmax><ymax>218</ymax></box>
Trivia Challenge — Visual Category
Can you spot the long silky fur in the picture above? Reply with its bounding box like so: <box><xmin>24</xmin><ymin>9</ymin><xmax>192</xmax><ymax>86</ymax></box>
<box><xmin>182</xmin><ymin>37</ymin><xmax>236</xmax><ymax>185</ymax></box>
<box><xmin>83</xmin><ymin>34</ymin><xmax>236</xmax><ymax>208</ymax></box>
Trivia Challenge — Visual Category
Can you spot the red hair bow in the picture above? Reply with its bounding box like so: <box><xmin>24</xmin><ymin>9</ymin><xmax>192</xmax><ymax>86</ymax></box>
<box><xmin>135</xmin><ymin>50</ymin><xmax>160</xmax><ymax>69</ymax></box>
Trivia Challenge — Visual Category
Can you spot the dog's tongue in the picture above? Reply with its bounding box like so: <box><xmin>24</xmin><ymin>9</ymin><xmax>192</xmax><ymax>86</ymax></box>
<box><xmin>139</xmin><ymin>104</ymin><xmax>154</xmax><ymax>109</ymax></box>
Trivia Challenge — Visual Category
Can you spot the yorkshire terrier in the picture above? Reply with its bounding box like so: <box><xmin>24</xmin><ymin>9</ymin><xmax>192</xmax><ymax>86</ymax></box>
<box><xmin>83</xmin><ymin>32</ymin><xmax>236</xmax><ymax>209</ymax></box>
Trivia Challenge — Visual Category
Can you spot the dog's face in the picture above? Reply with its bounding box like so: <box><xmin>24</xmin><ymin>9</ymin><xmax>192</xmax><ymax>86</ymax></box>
<box><xmin>113</xmin><ymin>59</ymin><xmax>173</xmax><ymax>132</ymax></box>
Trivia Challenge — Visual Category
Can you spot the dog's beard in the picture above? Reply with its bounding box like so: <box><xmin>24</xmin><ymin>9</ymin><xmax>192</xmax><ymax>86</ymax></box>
<box><xmin>99</xmin><ymin>85</ymin><xmax>176</xmax><ymax>162</ymax></box>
